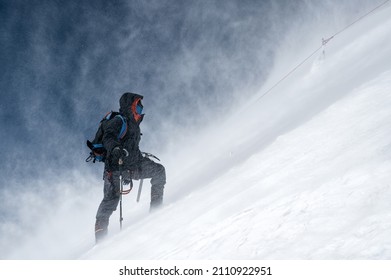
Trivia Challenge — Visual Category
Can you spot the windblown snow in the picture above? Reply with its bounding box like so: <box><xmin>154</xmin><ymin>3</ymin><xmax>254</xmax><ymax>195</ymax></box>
<box><xmin>81</xmin><ymin>3</ymin><xmax>391</xmax><ymax>260</ymax></box>
<box><xmin>3</xmin><ymin>2</ymin><xmax>391</xmax><ymax>259</ymax></box>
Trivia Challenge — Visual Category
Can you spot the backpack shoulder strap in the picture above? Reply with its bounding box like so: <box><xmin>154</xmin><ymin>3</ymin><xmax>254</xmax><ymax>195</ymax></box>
<box><xmin>115</xmin><ymin>114</ymin><xmax>127</xmax><ymax>139</ymax></box>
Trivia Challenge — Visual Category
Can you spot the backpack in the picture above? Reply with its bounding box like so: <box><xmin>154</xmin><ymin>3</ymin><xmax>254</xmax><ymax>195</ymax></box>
<box><xmin>86</xmin><ymin>111</ymin><xmax>127</xmax><ymax>163</ymax></box>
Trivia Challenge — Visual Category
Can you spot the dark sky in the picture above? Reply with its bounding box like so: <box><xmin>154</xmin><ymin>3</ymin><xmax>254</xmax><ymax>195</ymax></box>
<box><xmin>0</xmin><ymin>0</ymin><xmax>310</xmax><ymax>188</ymax></box>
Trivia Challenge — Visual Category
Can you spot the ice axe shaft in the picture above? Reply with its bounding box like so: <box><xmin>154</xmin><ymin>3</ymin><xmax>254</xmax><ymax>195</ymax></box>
<box><xmin>136</xmin><ymin>179</ymin><xmax>144</xmax><ymax>202</ymax></box>
<box><xmin>119</xmin><ymin>158</ymin><xmax>124</xmax><ymax>230</ymax></box>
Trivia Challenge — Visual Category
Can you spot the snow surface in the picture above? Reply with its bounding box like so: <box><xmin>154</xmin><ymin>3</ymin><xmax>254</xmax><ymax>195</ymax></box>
<box><xmin>3</xmin><ymin>2</ymin><xmax>391</xmax><ymax>259</ymax></box>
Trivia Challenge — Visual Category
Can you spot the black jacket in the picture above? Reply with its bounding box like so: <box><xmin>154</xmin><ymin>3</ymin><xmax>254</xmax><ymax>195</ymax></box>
<box><xmin>103</xmin><ymin>92</ymin><xmax>144</xmax><ymax>171</ymax></box>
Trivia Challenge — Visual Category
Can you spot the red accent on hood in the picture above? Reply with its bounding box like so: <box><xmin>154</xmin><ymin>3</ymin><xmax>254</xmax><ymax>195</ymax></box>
<box><xmin>131</xmin><ymin>97</ymin><xmax>142</xmax><ymax>122</ymax></box>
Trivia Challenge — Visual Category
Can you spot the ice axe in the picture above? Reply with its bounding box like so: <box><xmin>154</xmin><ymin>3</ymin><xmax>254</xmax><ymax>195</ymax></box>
<box><xmin>136</xmin><ymin>178</ymin><xmax>144</xmax><ymax>203</ymax></box>
<box><xmin>118</xmin><ymin>152</ymin><xmax>132</xmax><ymax>230</ymax></box>
<box><xmin>119</xmin><ymin>157</ymin><xmax>124</xmax><ymax>230</ymax></box>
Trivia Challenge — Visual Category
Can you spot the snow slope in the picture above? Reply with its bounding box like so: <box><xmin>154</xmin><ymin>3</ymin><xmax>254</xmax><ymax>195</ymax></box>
<box><xmin>3</xmin><ymin>1</ymin><xmax>391</xmax><ymax>260</ymax></box>
<box><xmin>82</xmin><ymin>74</ymin><xmax>391</xmax><ymax>259</ymax></box>
<box><xmin>81</xmin><ymin>3</ymin><xmax>391</xmax><ymax>259</ymax></box>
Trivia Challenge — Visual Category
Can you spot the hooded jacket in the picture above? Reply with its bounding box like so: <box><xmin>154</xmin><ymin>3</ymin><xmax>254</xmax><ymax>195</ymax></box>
<box><xmin>102</xmin><ymin>92</ymin><xmax>144</xmax><ymax>171</ymax></box>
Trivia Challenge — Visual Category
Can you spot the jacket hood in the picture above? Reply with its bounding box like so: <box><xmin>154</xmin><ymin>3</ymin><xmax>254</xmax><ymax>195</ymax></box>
<box><xmin>119</xmin><ymin>92</ymin><xmax>144</xmax><ymax>121</ymax></box>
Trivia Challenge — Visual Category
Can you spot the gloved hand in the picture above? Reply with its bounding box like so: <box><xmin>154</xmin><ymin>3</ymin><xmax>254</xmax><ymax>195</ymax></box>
<box><xmin>111</xmin><ymin>147</ymin><xmax>128</xmax><ymax>163</ymax></box>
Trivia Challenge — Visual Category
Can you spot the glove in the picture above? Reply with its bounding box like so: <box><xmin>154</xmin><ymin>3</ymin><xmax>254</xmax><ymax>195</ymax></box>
<box><xmin>111</xmin><ymin>147</ymin><xmax>129</xmax><ymax>163</ymax></box>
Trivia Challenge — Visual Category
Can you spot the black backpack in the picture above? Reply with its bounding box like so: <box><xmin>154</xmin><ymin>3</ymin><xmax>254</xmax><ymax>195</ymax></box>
<box><xmin>86</xmin><ymin>111</ymin><xmax>127</xmax><ymax>163</ymax></box>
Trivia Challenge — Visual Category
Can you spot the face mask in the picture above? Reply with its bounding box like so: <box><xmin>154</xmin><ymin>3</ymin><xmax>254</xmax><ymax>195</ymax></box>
<box><xmin>136</xmin><ymin>102</ymin><xmax>143</xmax><ymax>115</ymax></box>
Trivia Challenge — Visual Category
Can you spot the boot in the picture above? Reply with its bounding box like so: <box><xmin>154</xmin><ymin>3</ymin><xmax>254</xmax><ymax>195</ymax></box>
<box><xmin>150</xmin><ymin>195</ymin><xmax>163</xmax><ymax>212</ymax></box>
<box><xmin>95</xmin><ymin>219</ymin><xmax>109</xmax><ymax>244</ymax></box>
<box><xmin>149</xmin><ymin>183</ymin><xmax>164</xmax><ymax>212</ymax></box>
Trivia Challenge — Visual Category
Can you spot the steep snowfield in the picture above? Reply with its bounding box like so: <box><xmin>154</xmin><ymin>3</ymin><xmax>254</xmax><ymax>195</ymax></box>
<box><xmin>81</xmin><ymin>4</ymin><xmax>391</xmax><ymax>259</ymax></box>
<box><xmin>82</xmin><ymin>72</ymin><xmax>391</xmax><ymax>259</ymax></box>
<box><xmin>3</xmin><ymin>2</ymin><xmax>391</xmax><ymax>260</ymax></box>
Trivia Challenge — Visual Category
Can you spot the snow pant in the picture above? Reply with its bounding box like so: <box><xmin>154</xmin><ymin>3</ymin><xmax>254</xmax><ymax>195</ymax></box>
<box><xmin>95</xmin><ymin>157</ymin><xmax>166</xmax><ymax>239</ymax></box>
